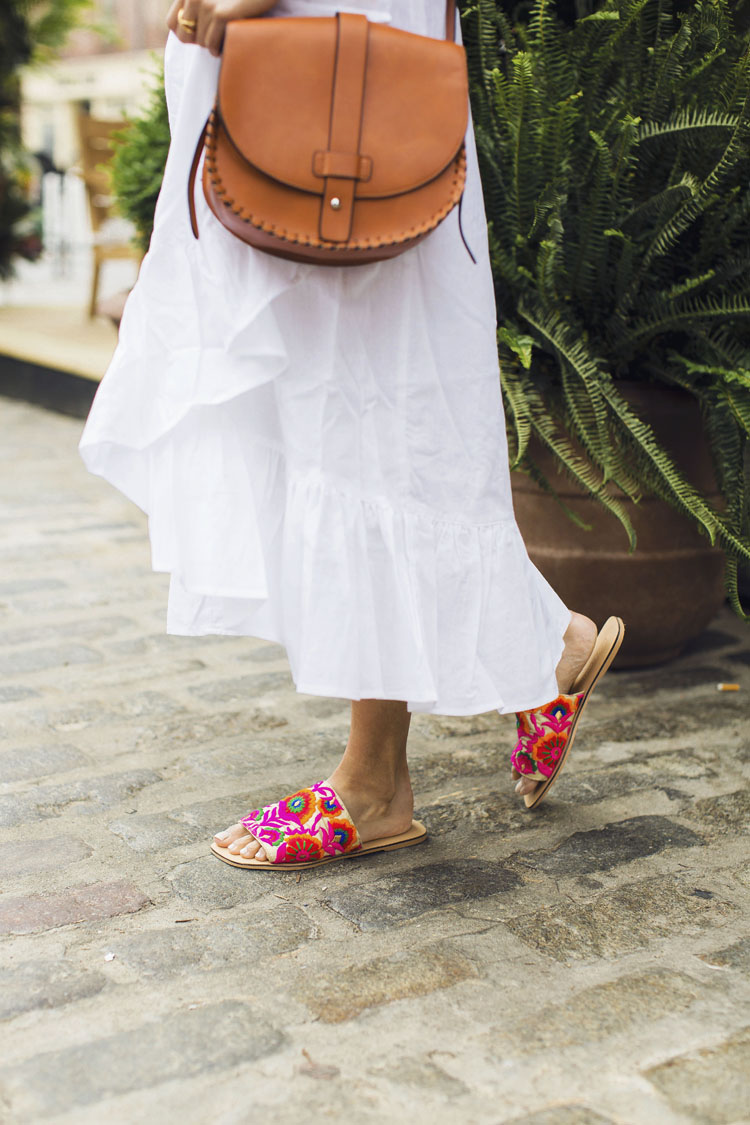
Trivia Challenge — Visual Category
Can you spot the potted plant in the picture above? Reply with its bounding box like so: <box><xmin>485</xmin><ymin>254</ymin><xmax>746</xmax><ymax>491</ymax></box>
<box><xmin>460</xmin><ymin>0</ymin><xmax>750</xmax><ymax>662</ymax></box>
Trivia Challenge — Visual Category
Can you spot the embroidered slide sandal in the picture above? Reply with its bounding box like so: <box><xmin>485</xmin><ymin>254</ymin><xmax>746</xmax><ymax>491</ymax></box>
<box><xmin>511</xmin><ymin>615</ymin><xmax>625</xmax><ymax>810</ymax></box>
<box><xmin>210</xmin><ymin>780</ymin><xmax>427</xmax><ymax>869</ymax></box>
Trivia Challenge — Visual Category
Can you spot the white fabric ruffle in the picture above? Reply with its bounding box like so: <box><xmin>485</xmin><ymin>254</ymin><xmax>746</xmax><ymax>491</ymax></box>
<box><xmin>80</xmin><ymin>0</ymin><xmax>571</xmax><ymax>715</ymax></box>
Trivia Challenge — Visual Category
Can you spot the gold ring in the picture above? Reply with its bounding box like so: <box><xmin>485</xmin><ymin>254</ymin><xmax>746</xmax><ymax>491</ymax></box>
<box><xmin>177</xmin><ymin>8</ymin><xmax>197</xmax><ymax>33</ymax></box>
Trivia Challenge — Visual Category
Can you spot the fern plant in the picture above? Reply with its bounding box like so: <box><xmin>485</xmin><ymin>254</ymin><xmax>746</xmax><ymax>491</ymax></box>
<box><xmin>461</xmin><ymin>0</ymin><xmax>750</xmax><ymax>615</ymax></box>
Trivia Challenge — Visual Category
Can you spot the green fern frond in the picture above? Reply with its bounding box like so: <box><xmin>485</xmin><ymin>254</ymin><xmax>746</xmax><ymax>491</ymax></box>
<box><xmin>638</xmin><ymin>109</ymin><xmax>741</xmax><ymax>141</ymax></box>
<box><xmin>726</xmin><ymin>388</ymin><xmax>750</xmax><ymax>436</ymax></box>
<box><xmin>501</xmin><ymin>362</ymin><xmax>534</xmax><ymax>467</ymax></box>
<box><xmin>665</xmin><ymin>270</ymin><xmax>717</xmax><ymax>299</ymax></box>
<box><xmin>600</xmin><ymin>380</ymin><xmax>750</xmax><ymax>561</ymax></box>
<box><xmin>641</xmin><ymin>95</ymin><xmax>750</xmax><ymax>267</ymax></box>
<box><xmin>621</xmin><ymin>294</ymin><xmax>750</xmax><ymax>346</ymax></box>
<box><xmin>517</xmin><ymin>302</ymin><xmax>609</xmax><ymax>388</ymax></box>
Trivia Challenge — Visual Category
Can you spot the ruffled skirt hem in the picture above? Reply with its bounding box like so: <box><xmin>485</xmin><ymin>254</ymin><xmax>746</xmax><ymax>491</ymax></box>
<box><xmin>83</xmin><ymin>420</ymin><xmax>571</xmax><ymax>716</ymax></box>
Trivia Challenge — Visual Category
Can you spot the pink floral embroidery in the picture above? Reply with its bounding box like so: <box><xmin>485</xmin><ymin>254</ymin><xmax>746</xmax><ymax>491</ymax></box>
<box><xmin>511</xmin><ymin>692</ymin><xmax>584</xmax><ymax>779</ymax></box>
<box><xmin>241</xmin><ymin>781</ymin><xmax>361</xmax><ymax>864</ymax></box>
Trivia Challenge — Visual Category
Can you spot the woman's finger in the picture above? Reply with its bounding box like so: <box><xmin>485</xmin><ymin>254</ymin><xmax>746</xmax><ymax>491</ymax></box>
<box><xmin>172</xmin><ymin>1</ymin><xmax>201</xmax><ymax>44</ymax></box>
<box><xmin>165</xmin><ymin>0</ymin><xmax>181</xmax><ymax>32</ymax></box>
<box><xmin>193</xmin><ymin>7</ymin><xmax>217</xmax><ymax>51</ymax></box>
<box><xmin>204</xmin><ymin>17</ymin><xmax>227</xmax><ymax>57</ymax></box>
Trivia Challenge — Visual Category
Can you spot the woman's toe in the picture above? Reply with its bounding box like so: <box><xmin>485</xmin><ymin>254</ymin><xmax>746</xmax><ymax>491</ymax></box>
<box><xmin>227</xmin><ymin>834</ymin><xmax>254</xmax><ymax>854</ymax></box>
<box><xmin>240</xmin><ymin>840</ymin><xmax>266</xmax><ymax>860</ymax></box>
<box><xmin>515</xmin><ymin>775</ymin><xmax>539</xmax><ymax>796</ymax></box>
<box><xmin>214</xmin><ymin>822</ymin><xmax>245</xmax><ymax>846</ymax></box>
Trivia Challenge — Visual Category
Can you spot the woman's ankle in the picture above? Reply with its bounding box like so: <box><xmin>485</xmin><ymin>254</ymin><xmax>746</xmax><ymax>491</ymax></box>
<box><xmin>327</xmin><ymin>763</ymin><xmax>414</xmax><ymax>841</ymax></box>
<box><xmin>556</xmin><ymin>611</ymin><xmax>597</xmax><ymax>693</ymax></box>
<box><xmin>329</xmin><ymin>759</ymin><xmax>412</xmax><ymax>809</ymax></box>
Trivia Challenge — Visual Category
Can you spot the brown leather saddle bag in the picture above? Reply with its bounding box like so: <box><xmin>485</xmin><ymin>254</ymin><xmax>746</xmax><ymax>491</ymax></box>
<box><xmin>188</xmin><ymin>0</ymin><xmax>470</xmax><ymax>265</ymax></box>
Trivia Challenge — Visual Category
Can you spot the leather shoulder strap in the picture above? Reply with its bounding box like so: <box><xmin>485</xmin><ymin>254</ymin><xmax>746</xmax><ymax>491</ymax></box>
<box><xmin>318</xmin><ymin>14</ymin><xmax>369</xmax><ymax>242</ymax></box>
<box><xmin>188</xmin><ymin>117</ymin><xmax>209</xmax><ymax>239</ymax></box>
<box><xmin>445</xmin><ymin>0</ymin><xmax>457</xmax><ymax>42</ymax></box>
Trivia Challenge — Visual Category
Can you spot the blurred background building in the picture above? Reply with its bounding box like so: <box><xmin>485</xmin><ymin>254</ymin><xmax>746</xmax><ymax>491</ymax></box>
<box><xmin>0</xmin><ymin>1</ymin><xmax>173</xmax><ymax>394</ymax></box>
<box><xmin>21</xmin><ymin>0</ymin><xmax>171</xmax><ymax>169</ymax></box>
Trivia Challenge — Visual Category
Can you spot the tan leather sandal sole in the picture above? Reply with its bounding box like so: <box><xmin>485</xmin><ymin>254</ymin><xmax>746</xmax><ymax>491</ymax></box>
<box><xmin>211</xmin><ymin>819</ymin><xmax>428</xmax><ymax>869</ymax></box>
<box><xmin>524</xmin><ymin>615</ymin><xmax>625</xmax><ymax>810</ymax></box>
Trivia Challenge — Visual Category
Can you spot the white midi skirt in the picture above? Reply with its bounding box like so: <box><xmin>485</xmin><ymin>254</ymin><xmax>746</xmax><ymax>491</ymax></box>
<box><xmin>79</xmin><ymin>0</ymin><xmax>571</xmax><ymax>715</ymax></box>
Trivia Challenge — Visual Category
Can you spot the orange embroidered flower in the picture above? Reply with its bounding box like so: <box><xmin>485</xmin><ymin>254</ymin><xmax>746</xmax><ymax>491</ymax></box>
<box><xmin>321</xmin><ymin>817</ymin><xmax>358</xmax><ymax>853</ymax></box>
<box><xmin>533</xmin><ymin>734</ymin><xmax>566</xmax><ymax>774</ymax></box>
<box><xmin>282</xmin><ymin>789</ymin><xmax>317</xmax><ymax>824</ymax></box>
<box><xmin>314</xmin><ymin>784</ymin><xmax>344</xmax><ymax>817</ymax></box>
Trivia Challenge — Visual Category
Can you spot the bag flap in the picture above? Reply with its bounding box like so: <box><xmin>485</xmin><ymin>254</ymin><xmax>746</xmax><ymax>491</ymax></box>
<box><xmin>217</xmin><ymin>16</ymin><xmax>468</xmax><ymax>198</ymax></box>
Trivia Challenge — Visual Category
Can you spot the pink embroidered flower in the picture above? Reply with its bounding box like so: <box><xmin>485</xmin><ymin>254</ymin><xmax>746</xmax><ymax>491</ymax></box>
<box><xmin>242</xmin><ymin>801</ymin><xmax>292</xmax><ymax>837</ymax></box>
<box><xmin>511</xmin><ymin>748</ymin><xmax>537</xmax><ymax>776</ymax></box>
<box><xmin>242</xmin><ymin>820</ymin><xmax>286</xmax><ymax>848</ymax></box>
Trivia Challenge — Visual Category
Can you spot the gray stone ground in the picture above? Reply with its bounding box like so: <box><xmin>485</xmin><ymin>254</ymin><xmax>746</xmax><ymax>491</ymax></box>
<box><xmin>1</xmin><ymin>396</ymin><xmax>749</xmax><ymax>1125</ymax></box>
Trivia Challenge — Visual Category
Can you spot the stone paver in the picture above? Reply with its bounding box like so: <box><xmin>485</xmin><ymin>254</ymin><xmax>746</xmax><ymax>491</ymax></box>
<box><xmin>305</xmin><ymin>941</ymin><xmax>477</xmax><ymax>1023</ymax></box>
<box><xmin>0</xmin><ymin>768</ymin><xmax>161</xmax><ymax>827</ymax></box>
<box><xmin>0</xmin><ymin>743</ymin><xmax>90</xmax><ymax>783</ymax></box>
<box><xmin>644</xmin><ymin>1027</ymin><xmax>750</xmax><ymax>1124</ymax></box>
<box><xmin>1</xmin><ymin>396</ymin><xmax>750</xmax><ymax>1125</ymax></box>
<box><xmin>1</xmin><ymin>961</ymin><xmax>107</xmax><ymax>1021</ymax></box>
<box><xmin>325</xmin><ymin>858</ymin><xmax>523</xmax><ymax>930</ymax></box>
<box><xmin>521</xmin><ymin>814</ymin><xmax>703</xmax><ymax>876</ymax></box>
<box><xmin>502</xmin><ymin>874</ymin><xmax>738</xmax><ymax>961</ymax></box>
<box><xmin>0</xmin><ymin>881</ymin><xmax>150</xmax><ymax>935</ymax></box>
<box><xmin>0</xmin><ymin>1001</ymin><xmax>284</xmax><ymax>1118</ymax></box>
<box><xmin>0</xmin><ymin>836</ymin><xmax>91</xmax><ymax>879</ymax></box>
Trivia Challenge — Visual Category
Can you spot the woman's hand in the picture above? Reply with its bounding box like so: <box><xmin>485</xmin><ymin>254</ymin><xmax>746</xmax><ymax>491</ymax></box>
<box><xmin>166</xmin><ymin>0</ymin><xmax>278</xmax><ymax>57</ymax></box>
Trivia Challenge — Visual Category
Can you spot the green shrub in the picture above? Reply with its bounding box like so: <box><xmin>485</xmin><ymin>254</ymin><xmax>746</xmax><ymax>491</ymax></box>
<box><xmin>110</xmin><ymin>65</ymin><xmax>170</xmax><ymax>254</ymax></box>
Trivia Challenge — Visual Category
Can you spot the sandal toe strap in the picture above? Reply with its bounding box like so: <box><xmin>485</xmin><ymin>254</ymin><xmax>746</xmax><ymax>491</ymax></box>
<box><xmin>512</xmin><ymin>691</ymin><xmax>585</xmax><ymax>778</ymax></box>
<box><xmin>241</xmin><ymin>781</ymin><xmax>362</xmax><ymax>864</ymax></box>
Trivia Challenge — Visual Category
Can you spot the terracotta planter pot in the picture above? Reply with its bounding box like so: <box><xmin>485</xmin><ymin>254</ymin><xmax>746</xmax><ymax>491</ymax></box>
<box><xmin>511</xmin><ymin>382</ymin><xmax>726</xmax><ymax>666</ymax></box>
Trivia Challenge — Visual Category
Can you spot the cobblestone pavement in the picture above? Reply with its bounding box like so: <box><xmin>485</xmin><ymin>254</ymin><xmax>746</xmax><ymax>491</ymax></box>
<box><xmin>1</xmin><ymin>396</ymin><xmax>749</xmax><ymax>1125</ymax></box>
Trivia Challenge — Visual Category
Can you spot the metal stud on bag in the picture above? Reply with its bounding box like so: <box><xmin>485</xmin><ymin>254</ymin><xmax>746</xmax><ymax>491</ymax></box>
<box><xmin>330</xmin><ymin>197</ymin><xmax>342</xmax><ymax>210</ymax></box>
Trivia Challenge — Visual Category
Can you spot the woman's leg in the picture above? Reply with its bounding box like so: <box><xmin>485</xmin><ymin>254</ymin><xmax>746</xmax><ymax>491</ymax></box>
<box><xmin>215</xmin><ymin>699</ymin><xmax>414</xmax><ymax>861</ymax></box>
<box><xmin>513</xmin><ymin>610</ymin><xmax>598</xmax><ymax>797</ymax></box>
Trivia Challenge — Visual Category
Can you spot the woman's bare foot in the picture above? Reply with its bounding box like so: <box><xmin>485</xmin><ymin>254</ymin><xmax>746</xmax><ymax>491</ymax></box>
<box><xmin>214</xmin><ymin>698</ymin><xmax>413</xmax><ymax>863</ymax></box>
<box><xmin>512</xmin><ymin>611</ymin><xmax>597</xmax><ymax>799</ymax></box>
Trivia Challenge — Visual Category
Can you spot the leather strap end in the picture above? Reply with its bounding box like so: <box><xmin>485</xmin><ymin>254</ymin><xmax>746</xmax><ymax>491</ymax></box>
<box><xmin>188</xmin><ymin>117</ymin><xmax>210</xmax><ymax>239</ymax></box>
<box><xmin>319</xmin><ymin>178</ymin><xmax>356</xmax><ymax>242</ymax></box>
